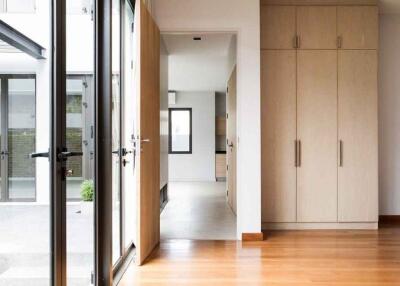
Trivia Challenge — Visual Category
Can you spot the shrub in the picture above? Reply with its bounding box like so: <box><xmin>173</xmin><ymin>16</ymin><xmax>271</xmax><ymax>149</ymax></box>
<box><xmin>80</xmin><ymin>179</ymin><xmax>94</xmax><ymax>202</ymax></box>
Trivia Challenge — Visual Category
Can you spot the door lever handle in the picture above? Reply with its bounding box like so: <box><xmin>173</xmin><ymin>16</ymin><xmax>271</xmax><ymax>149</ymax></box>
<box><xmin>141</xmin><ymin>139</ymin><xmax>150</xmax><ymax>143</ymax></box>
<box><xmin>30</xmin><ymin>151</ymin><xmax>49</xmax><ymax>158</ymax></box>
<box><xmin>58</xmin><ymin>151</ymin><xmax>83</xmax><ymax>160</ymax></box>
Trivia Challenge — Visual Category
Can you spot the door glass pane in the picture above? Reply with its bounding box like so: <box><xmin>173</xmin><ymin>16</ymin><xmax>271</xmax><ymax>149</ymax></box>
<box><xmin>112</xmin><ymin>0</ymin><xmax>122</xmax><ymax>264</ymax></box>
<box><xmin>8</xmin><ymin>78</ymin><xmax>36</xmax><ymax>200</ymax></box>
<box><xmin>0</xmin><ymin>0</ymin><xmax>51</xmax><ymax>284</ymax></box>
<box><xmin>66</xmin><ymin>0</ymin><xmax>95</xmax><ymax>284</ymax></box>
<box><xmin>123</xmin><ymin>0</ymin><xmax>137</xmax><ymax>249</ymax></box>
<box><xmin>170</xmin><ymin>109</ymin><xmax>191</xmax><ymax>152</ymax></box>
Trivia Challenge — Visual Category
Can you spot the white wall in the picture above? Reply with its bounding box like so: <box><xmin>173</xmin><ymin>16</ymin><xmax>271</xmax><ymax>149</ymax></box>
<box><xmin>154</xmin><ymin>0</ymin><xmax>261</xmax><ymax>238</ymax></box>
<box><xmin>379</xmin><ymin>14</ymin><xmax>400</xmax><ymax>215</ymax></box>
<box><xmin>169</xmin><ymin>92</ymin><xmax>216</xmax><ymax>181</ymax></box>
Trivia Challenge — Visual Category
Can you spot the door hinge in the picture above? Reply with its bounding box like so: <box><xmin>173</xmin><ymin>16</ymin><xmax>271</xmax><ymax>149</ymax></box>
<box><xmin>131</xmin><ymin>22</ymin><xmax>135</xmax><ymax>33</ymax></box>
<box><xmin>227</xmin><ymin>165</ymin><xmax>229</xmax><ymax>171</ymax></box>
<box><xmin>227</xmin><ymin>86</ymin><xmax>229</xmax><ymax>93</ymax></box>
<box><xmin>226</xmin><ymin>190</ymin><xmax>229</xmax><ymax>196</ymax></box>
<box><xmin>226</xmin><ymin>113</ymin><xmax>228</xmax><ymax>119</ymax></box>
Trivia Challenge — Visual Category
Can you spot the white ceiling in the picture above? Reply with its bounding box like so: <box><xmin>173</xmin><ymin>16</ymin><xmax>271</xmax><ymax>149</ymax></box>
<box><xmin>162</xmin><ymin>33</ymin><xmax>235</xmax><ymax>92</ymax></box>
<box><xmin>380</xmin><ymin>0</ymin><xmax>400</xmax><ymax>14</ymax></box>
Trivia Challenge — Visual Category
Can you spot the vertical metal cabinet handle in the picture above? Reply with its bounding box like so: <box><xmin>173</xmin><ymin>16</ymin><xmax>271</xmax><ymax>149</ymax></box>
<box><xmin>337</xmin><ymin>36</ymin><xmax>342</xmax><ymax>49</ymax></box>
<box><xmin>339</xmin><ymin>140</ymin><xmax>343</xmax><ymax>167</ymax></box>
<box><xmin>298</xmin><ymin>140</ymin><xmax>301</xmax><ymax>167</ymax></box>
<box><xmin>294</xmin><ymin>140</ymin><xmax>298</xmax><ymax>167</ymax></box>
<box><xmin>297</xmin><ymin>35</ymin><xmax>300</xmax><ymax>49</ymax></box>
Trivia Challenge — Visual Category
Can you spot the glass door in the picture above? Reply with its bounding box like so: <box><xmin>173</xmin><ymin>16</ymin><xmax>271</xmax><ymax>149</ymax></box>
<box><xmin>112</xmin><ymin>0</ymin><xmax>138</xmax><ymax>269</ymax></box>
<box><xmin>66</xmin><ymin>0</ymin><xmax>96</xmax><ymax>284</ymax></box>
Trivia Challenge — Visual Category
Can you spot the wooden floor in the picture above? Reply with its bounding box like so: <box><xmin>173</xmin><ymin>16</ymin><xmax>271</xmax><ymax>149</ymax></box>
<box><xmin>118</xmin><ymin>224</ymin><xmax>400</xmax><ymax>285</ymax></box>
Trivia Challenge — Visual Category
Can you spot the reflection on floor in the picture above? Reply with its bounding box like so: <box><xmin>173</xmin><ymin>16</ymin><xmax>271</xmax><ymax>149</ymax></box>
<box><xmin>161</xmin><ymin>181</ymin><xmax>236</xmax><ymax>241</ymax></box>
<box><xmin>119</xmin><ymin>224</ymin><xmax>400</xmax><ymax>286</ymax></box>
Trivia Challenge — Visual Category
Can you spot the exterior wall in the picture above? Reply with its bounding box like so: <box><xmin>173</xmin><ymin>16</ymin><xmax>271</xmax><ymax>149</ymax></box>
<box><xmin>154</xmin><ymin>0</ymin><xmax>261</xmax><ymax>238</ymax></box>
<box><xmin>379</xmin><ymin>14</ymin><xmax>400</xmax><ymax>215</ymax></box>
<box><xmin>169</xmin><ymin>91</ymin><xmax>216</xmax><ymax>181</ymax></box>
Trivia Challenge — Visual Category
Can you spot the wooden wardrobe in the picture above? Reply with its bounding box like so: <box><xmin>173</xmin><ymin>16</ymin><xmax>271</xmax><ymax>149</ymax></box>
<box><xmin>261</xmin><ymin>2</ymin><xmax>378</xmax><ymax>229</ymax></box>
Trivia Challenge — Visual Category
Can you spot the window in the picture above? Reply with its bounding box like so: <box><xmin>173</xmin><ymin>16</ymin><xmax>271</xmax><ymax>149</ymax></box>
<box><xmin>169</xmin><ymin>108</ymin><xmax>192</xmax><ymax>154</ymax></box>
<box><xmin>1</xmin><ymin>0</ymin><xmax>36</xmax><ymax>13</ymax></box>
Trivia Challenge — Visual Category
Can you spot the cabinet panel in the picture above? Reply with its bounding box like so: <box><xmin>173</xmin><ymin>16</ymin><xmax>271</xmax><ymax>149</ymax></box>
<box><xmin>261</xmin><ymin>50</ymin><xmax>297</xmax><ymax>222</ymax></box>
<box><xmin>337</xmin><ymin>6</ymin><xmax>378</xmax><ymax>49</ymax></box>
<box><xmin>338</xmin><ymin>50</ymin><xmax>378</xmax><ymax>222</ymax></box>
<box><xmin>297</xmin><ymin>6</ymin><xmax>337</xmax><ymax>49</ymax></box>
<box><xmin>297</xmin><ymin>50</ymin><xmax>337</xmax><ymax>222</ymax></box>
<box><xmin>216</xmin><ymin>154</ymin><xmax>226</xmax><ymax>179</ymax></box>
<box><xmin>261</xmin><ymin>6</ymin><xmax>296</xmax><ymax>49</ymax></box>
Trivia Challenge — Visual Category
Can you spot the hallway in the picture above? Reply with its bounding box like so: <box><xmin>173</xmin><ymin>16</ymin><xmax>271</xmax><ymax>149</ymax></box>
<box><xmin>160</xmin><ymin>182</ymin><xmax>236</xmax><ymax>240</ymax></box>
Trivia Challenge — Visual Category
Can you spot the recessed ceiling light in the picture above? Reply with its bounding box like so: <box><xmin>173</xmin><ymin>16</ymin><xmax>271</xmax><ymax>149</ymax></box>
<box><xmin>193</xmin><ymin>37</ymin><xmax>202</xmax><ymax>41</ymax></box>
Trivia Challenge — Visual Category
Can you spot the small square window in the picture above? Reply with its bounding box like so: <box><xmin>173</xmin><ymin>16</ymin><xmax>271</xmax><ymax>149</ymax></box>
<box><xmin>5</xmin><ymin>0</ymin><xmax>36</xmax><ymax>13</ymax></box>
<box><xmin>169</xmin><ymin>108</ymin><xmax>192</xmax><ymax>154</ymax></box>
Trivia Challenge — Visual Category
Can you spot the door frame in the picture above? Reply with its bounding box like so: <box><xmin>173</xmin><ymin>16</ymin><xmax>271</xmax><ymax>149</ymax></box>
<box><xmin>0</xmin><ymin>74</ymin><xmax>37</xmax><ymax>202</ymax></box>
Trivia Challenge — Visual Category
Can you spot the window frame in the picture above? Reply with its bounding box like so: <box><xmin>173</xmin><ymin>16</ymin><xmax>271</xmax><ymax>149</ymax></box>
<box><xmin>168</xmin><ymin>107</ymin><xmax>192</xmax><ymax>154</ymax></box>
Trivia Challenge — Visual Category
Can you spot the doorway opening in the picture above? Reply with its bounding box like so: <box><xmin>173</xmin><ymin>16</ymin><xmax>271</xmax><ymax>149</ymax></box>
<box><xmin>160</xmin><ymin>33</ymin><xmax>237</xmax><ymax>240</ymax></box>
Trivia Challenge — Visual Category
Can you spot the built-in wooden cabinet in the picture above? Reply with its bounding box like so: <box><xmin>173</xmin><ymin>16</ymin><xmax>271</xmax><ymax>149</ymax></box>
<box><xmin>261</xmin><ymin>3</ymin><xmax>378</xmax><ymax>228</ymax></box>
<box><xmin>338</xmin><ymin>50</ymin><xmax>378</xmax><ymax>222</ymax></box>
<box><xmin>297</xmin><ymin>6</ymin><xmax>337</xmax><ymax>49</ymax></box>
<box><xmin>261</xmin><ymin>50</ymin><xmax>297</xmax><ymax>223</ymax></box>
<box><xmin>261</xmin><ymin>6</ymin><xmax>296</xmax><ymax>49</ymax></box>
<box><xmin>337</xmin><ymin>6</ymin><xmax>378</xmax><ymax>49</ymax></box>
<box><xmin>297</xmin><ymin>50</ymin><xmax>338</xmax><ymax>222</ymax></box>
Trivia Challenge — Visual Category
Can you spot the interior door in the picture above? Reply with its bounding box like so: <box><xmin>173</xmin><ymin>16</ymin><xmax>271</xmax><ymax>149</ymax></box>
<box><xmin>338</xmin><ymin>50</ymin><xmax>378</xmax><ymax>222</ymax></box>
<box><xmin>227</xmin><ymin>66</ymin><xmax>237</xmax><ymax>214</ymax></box>
<box><xmin>297</xmin><ymin>50</ymin><xmax>338</xmax><ymax>223</ymax></box>
<box><xmin>135</xmin><ymin>0</ymin><xmax>160</xmax><ymax>265</ymax></box>
<box><xmin>261</xmin><ymin>50</ymin><xmax>296</xmax><ymax>223</ymax></box>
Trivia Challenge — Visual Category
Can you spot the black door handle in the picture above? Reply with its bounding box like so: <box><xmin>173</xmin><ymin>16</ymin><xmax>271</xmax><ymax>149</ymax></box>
<box><xmin>30</xmin><ymin>151</ymin><xmax>49</xmax><ymax>158</ymax></box>
<box><xmin>58</xmin><ymin>151</ymin><xmax>83</xmax><ymax>160</ymax></box>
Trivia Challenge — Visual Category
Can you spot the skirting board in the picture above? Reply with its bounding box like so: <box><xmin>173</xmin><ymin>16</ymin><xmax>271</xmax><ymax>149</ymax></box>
<box><xmin>379</xmin><ymin>215</ymin><xmax>400</xmax><ymax>223</ymax></box>
<box><xmin>262</xmin><ymin>222</ymin><xmax>378</xmax><ymax>230</ymax></box>
<box><xmin>261</xmin><ymin>0</ymin><xmax>377</xmax><ymax>5</ymax></box>
<box><xmin>242</xmin><ymin>232</ymin><xmax>265</xmax><ymax>241</ymax></box>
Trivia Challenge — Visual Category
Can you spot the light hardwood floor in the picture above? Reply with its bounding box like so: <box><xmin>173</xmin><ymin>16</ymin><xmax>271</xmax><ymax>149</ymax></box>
<box><xmin>118</xmin><ymin>224</ymin><xmax>400</xmax><ymax>285</ymax></box>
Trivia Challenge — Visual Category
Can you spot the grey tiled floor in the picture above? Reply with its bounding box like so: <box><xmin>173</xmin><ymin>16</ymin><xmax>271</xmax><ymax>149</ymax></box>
<box><xmin>160</xmin><ymin>181</ymin><xmax>237</xmax><ymax>240</ymax></box>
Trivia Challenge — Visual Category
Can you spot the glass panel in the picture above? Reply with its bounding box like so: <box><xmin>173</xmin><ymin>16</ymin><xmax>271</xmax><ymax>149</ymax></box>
<box><xmin>66</xmin><ymin>0</ymin><xmax>95</xmax><ymax>283</ymax></box>
<box><xmin>171</xmin><ymin>110</ymin><xmax>191</xmax><ymax>152</ymax></box>
<box><xmin>112</xmin><ymin>0</ymin><xmax>122</xmax><ymax>264</ymax></box>
<box><xmin>0</xmin><ymin>0</ymin><xmax>51</xmax><ymax>284</ymax></box>
<box><xmin>122</xmin><ymin>0</ymin><xmax>136</xmax><ymax>249</ymax></box>
<box><xmin>6</xmin><ymin>0</ymin><xmax>36</xmax><ymax>13</ymax></box>
<box><xmin>8</xmin><ymin>78</ymin><xmax>36</xmax><ymax>200</ymax></box>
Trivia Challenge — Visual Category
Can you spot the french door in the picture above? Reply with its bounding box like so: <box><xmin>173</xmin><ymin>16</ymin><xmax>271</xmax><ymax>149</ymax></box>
<box><xmin>0</xmin><ymin>75</ymin><xmax>36</xmax><ymax>202</ymax></box>
<box><xmin>112</xmin><ymin>0</ymin><xmax>138</xmax><ymax>269</ymax></box>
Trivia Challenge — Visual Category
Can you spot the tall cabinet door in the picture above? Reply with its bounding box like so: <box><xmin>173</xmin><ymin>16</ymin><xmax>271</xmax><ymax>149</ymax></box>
<box><xmin>297</xmin><ymin>6</ymin><xmax>337</xmax><ymax>49</ymax></box>
<box><xmin>338</xmin><ymin>50</ymin><xmax>378</xmax><ymax>222</ymax></box>
<box><xmin>261</xmin><ymin>50</ymin><xmax>297</xmax><ymax>223</ymax></box>
<box><xmin>261</xmin><ymin>6</ymin><xmax>296</xmax><ymax>50</ymax></box>
<box><xmin>337</xmin><ymin>6</ymin><xmax>378</xmax><ymax>50</ymax></box>
<box><xmin>297</xmin><ymin>50</ymin><xmax>338</xmax><ymax>222</ymax></box>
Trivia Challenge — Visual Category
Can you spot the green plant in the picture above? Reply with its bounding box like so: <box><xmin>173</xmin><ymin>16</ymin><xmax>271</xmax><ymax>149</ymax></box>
<box><xmin>80</xmin><ymin>179</ymin><xmax>94</xmax><ymax>202</ymax></box>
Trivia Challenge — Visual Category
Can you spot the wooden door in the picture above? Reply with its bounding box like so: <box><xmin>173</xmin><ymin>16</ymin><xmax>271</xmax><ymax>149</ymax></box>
<box><xmin>297</xmin><ymin>6</ymin><xmax>337</xmax><ymax>49</ymax></box>
<box><xmin>338</xmin><ymin>50</ymin><xmax>378</xmax><ymax>222</ymax></box>
<box><xmin>261</xmin><ymin>5</ymin><xmax>296</xmax><ymax>49</ymax></box>
<box><xmin>136</xmin><ymin>0</ymin><xmax>160</xmax><ymax>265</ymax></box>
<box><xmin>227</xmin><ymin>66</ymin><xmax>237</xmax><ymax>214</ymax></box>
<box><xmin>261</xmin><ymin>50</ymin><xmax>297</xmax><ymax>223</ymax></box>
<box><xmin>337</xmin><ymin>6</ymin><xmax>378</xmax><ymax>49</ymax></box>
<box><xmin>297</xmin><ymin>50</ymin><xmax>337</xmax><ymax>223</ymax></box>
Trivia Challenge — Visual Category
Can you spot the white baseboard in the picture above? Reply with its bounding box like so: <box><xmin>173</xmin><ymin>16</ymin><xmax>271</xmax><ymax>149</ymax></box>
<box><xmin>262</xmin><ymin>222</ymin><xmax>378</xmax><ymax>230</ymax></box>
